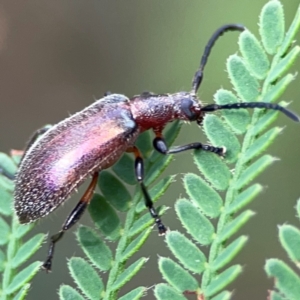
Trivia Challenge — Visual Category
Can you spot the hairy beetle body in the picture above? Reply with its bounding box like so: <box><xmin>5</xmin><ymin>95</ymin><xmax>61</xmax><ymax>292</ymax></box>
<box><xmin>14</xmin><ymin>94</ymin><xmax>138</xmax><ymax>223</ymax></box>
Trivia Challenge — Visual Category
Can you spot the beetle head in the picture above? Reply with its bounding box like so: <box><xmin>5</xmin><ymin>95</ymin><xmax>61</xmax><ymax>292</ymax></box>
<box><xmin>179</xmin><ymin>93</ymin><xmax>204</xmax><ymax>124</ymax></box>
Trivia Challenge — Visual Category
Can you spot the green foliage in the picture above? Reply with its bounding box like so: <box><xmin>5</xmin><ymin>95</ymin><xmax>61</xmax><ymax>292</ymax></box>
<box><xmin>0</xmin><ymin>152</ymin><xmax>45</xmax><ymax>300</ymax></box>
<box><xmin>154</xmin><ymin>1</ymin><xmax>300</xmax><ymax>299</ymax></box>
<box><xmin>59</xmin><ymin>123</ymin><xmax>181</xmax><ymax>300</ymax></box>
<box><xmin>265</xmin><ymin>199</ymin><xmax>300</xmax><ymax>300</ymax></box>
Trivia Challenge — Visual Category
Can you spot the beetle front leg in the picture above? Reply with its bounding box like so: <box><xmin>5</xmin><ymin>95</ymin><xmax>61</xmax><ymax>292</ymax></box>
<box><xmin>42</xmin><ymin>172</ymin><xmax>99</xmax><ymax>272</ymax></box>
<box><xmin>153</xmin><ymin>131</ymin><xmax>226</xmax><ymax>156</ymax></box>
<box><xmin>127</xmin><ymin>146</ymin><xmax>167</xmax><ymax>235</ymax></box>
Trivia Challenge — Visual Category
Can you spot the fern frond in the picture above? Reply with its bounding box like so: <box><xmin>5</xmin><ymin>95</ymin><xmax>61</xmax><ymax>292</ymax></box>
<box><xmin>0</xmin><ymin>152</ymin><xmax>45</xmax><ymax>300</ymax></box>
<box><xmin>155</xmin><ymin>1</ymin><xmax>300</xmax><ymax>299</ymax></box>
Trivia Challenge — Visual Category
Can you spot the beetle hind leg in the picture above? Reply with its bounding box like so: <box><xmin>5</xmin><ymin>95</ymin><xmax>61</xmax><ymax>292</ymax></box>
<box><xmin>0</xmin><ymin>125</ymin><xmax>52</xmax><ymax>181</ymax></box>
<box><xmin>42</xmin><ymin>172</ymin><xmax>99</xmax><ymax>272</ymax></box>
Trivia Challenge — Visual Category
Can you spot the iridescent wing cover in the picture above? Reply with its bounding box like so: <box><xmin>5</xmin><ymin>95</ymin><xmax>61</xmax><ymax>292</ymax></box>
<box><xmin>14</xmin><ymin>94</ymin><xmax>139</xmax><ymax>223</ymax></box>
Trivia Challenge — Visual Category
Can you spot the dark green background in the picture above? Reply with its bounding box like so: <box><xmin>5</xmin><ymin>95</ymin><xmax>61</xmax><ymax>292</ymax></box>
<box><xmin>0</xmin><ymin>1</ymin><xmax>299</xmax><ymax>299</ymax></box>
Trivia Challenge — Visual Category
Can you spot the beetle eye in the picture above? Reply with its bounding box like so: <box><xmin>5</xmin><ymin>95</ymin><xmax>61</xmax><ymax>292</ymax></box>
<box><xmin>181</xmin><ymin>98</ymin><xmax>197</xmax><ymax>120</ymax></box>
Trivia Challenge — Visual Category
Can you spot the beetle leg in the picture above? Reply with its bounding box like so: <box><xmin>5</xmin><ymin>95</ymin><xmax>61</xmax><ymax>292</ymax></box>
<box><xmin>127</xmin><ymin>146</ymin><xmax>167</xmax><ymax>235</ymax></box>
<box><xmin>42</xmin><ymin>172</ymin><xmax>99</xmax><ymax>272</ymax></box>
<box><xmin>153</xmin><ymin>131</ymin><xmax>226</xmax><ymax>156</ymax></box>
<box><xmin>0</xmin><ymin>125</ymin><xmax>52</xmax><ymax>180</ymax></box>
<box><xmin>22</xmin><ymin>125</ymin><xmax>52</xmax><ymax>160</ymax></box>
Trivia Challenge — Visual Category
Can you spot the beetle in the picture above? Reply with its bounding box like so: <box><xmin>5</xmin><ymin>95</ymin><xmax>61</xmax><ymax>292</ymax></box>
<box><xmin>11</xmin><ymin>24</ymin><xmax>299</xmax><ymax>272</ymax></box>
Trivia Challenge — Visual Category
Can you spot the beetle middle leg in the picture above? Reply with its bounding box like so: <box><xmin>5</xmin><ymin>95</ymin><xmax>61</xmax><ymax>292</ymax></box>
<box><xmin>42</xmin><ymin>172</ymin><xmax>99</xmax><ymax>272</ymax></box>
<box><xmin>153</xmin><ymin>129</ymin><xmax>226</xmax><ymax>156</ymax></box>
<box><xmin>127</xmin><ymin>146</ymin><xmax>167</xmax><ymax>235</ymax></box>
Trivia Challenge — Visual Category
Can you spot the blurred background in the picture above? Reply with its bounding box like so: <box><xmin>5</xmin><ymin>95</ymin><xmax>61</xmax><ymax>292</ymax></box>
<box><xmin>0</xmin><ymin>0</ymin><xmax>300</xmax><ymax>299</ymax></box>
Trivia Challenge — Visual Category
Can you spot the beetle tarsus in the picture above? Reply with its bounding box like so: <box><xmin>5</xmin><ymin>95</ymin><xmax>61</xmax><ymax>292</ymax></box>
<box><xmin>42</xmin><ymin>258</ymin><xmax>52</xmax><ymax>273</ymax></box>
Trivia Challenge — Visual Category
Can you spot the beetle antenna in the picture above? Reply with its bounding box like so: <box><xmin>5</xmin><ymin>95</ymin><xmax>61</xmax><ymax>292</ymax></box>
<box><xmin>192</xmin><ymin>24</ymin><xmax>245</xmax><ymax>94</ymax></box>
<box><xmin>202</xmin><ymin>102</ymin><xmax>300</xmax><ymax>122</ymax></box>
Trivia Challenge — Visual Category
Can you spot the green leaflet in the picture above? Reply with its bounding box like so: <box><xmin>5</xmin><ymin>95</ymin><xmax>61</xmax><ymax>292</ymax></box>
<box><xmin>239</xmin><ymin>30</ymin><xmax>269</xmax><ymax>79</ymax></box>
<box><xmin>259</xmin><ymin>0</ymin><xmax>285</xmax><ymax>54</ymax></box>
<box><xmin>211</xmin><ymin>236</ymin><xmax>248</xmax><ymax>271</ymax></box>
<box><xmin>0</xmin><ymin>217</ymin><xmax>10</xmax><ymax>245</ymax></box>
<box><xmin>68</xmin><ymin>257</ymin><xmax>104</xmax><ymax>300</ymax></box>
<box><xmin>118</xmin><ymin>287</ymin><xmax>146</xmax><ymax>300</ymax></box>
<box><xmin>214</xmin><ymin>89</ymin><xmax>250</xmax><ymax>135</ymax></box>
<box><xmin>0</xmin><ymin>189</ymin><xmax>13</xmax><ymax>216</ymax></box>
<box><xmin>121</xmin><ymin>228</ymin><xmax>151</xmax><ymax>262</ymax></box>
<box><xmin>165</xmin><ymin>231</ymin><xmax>207</xmax><ymax>274</ymax></box>
<box><xmin>263</xmin><ymin>74</ymin><xmax>295</xmax><ymax>103</ymax></box>
<box><xmin>251</xmin><ymin>103</ymin><xmax>283</xmax><ymax>135</ymax></box>
<box><xmin>184</xmin><ymin>173</ymin><xmax>222</xmax><ymax>218</ymax></box>
<box><xmin>265</xmin><ymin>259</ymin><xmax>300</xmax><ymax>299</ymax></box>
<box><xmin>158</xmin><ymin>257</ymin><xmax>199</xmax><ymax>293</ymax></box>
<box><xmin>175</xmin><ymin>199</ymin><xmax>215</xmax><ymax>245</ymax></box>
<box><xmin>145</xmin><ymin>155</ymin><xmax>173</xmax><ymax>186</ymax></box>
<box><xmin>5</xmin><ymin>262</ymin><xmax>41</xmax><ymax>295</ymax></box>
<box><xmin>11</xmin><ymin>234</ymin><xmax>45</xmax><ymax>268</ymax></box>
<box><xmin>76</xmin><ymin>225</ymin><xmax>113</xmax><ymax>271</ymax></box>
<box><xmin>112</xmin><ymin>154</ymin><xmax>136</xmax><ymax>185</ymax></box>
<box><xmin>226</xmin><ymin>184</ymin><xmax>263</xmax><ymax>214</ymax></box>
<box><xmin>88</xmin><ymin>194</ymin><xmax>121</xmax><ymax>240</ymax></box>
<box><xmin>14</xmin><ymin>223</ymin><xmax>35</xmax><ymax>239</ymax></box>
<box><xmin>0</xmin><ymin>153</ymin><xmax>18</xmax><ymax>176</ymax></box>
<box><xmin>217</xmin><ymin>211</ymin><xmax>255</xmax><ymax>243</ymax></box>
<box><xmin>128</xmin><ymin>211</ymin><xmax>155</xmax><ymax>237</ymax></box>
<box><xmin>279</xmin><ymin>3</ymin><xmax>300</xmax><ymax>56</ymax></box>
<box><xmin>278</xmin><ymin>225</ymin><xmax>300</xmax><ymax>264</ymax></box>
<box><xmin>111</xmin><ymin>258</ymin><xmax>148</xmax><ymax>291</ymax></box>
<box><xmin>227</xmin><ymin>55</ymin><xmax>260</xmax><ymax>102</ymax></box>
<box><xmin>243</xmin><ymin>127</ymin><xmax>282</xmax><ymax>162</ymax></box>
<box><xmin>269</xmin><ymin>291</ymin><xmax>285</xmax><ymax>300</ymax></box>
<box><xmin>135</xmin><ymin>131</ymin><xmax>152</xmax><ymax>158</ymax></box>
<box><xmin>268</xmin><ymin>46</ymin><xmax>300</xmax><ymax>83</ymax></box>
<box><xmin>204</xmin><ymin>265</ymin><xmax>242</xmax><ymax>297</ymax></box>
<box><xmin>59</xmin><ymin>285</ymin><xmax>85</xmax><ymax>300</ymax></box>
<box><xmin>154</xmin><ymin>283</ymin><xmax>187</xmax><ymax>300</ymax></box>
<box><xmin>12</xmin><ymin>284</ymin><xmax>30</xmax><ymax>300</ymax></box>
<box><xmin>211</xmin><ymin>291</ymin><xmax>232</xmax><ymax>300</ymax></box>
<box><xmin>193</xmin><ymin>150</ymin><xmax>231</xmax><ymax>191</ymax></box>
<box><xmin>236</xmin><ymin>155</ymin><xmax>276</xmax><ymax>190</ymax></box>
<box><xmin>99</xmin><ymin>171</ymin><xmax>132</xmax><ymax>212</ymax></box>
<box><xmin>203</xmin><ymin>114</ymin><xmax>240</xmax><ymax>163</ymax></box>
<box><xmin>265</xmin><ymin>199</ymin><xmax>300</xmax><ymax>298</ymax></box>
<box><xmin>0</xmin><ymin>249</ymin><xmax>5</xmax><ymax>272</ymax></box>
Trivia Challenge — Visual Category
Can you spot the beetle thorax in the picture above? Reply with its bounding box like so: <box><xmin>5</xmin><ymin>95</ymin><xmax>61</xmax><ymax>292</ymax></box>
<box><xmin>130</xmin><ymin>92</ymin><xmax>202</xmax><ymax>131</ymax></box>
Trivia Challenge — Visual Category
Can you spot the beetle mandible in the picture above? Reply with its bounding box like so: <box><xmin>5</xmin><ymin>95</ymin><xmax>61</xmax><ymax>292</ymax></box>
<box><xmin>13</xmin><ymin>24</ymin><xmax>299</xmax><ymax>271</ymax></box>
